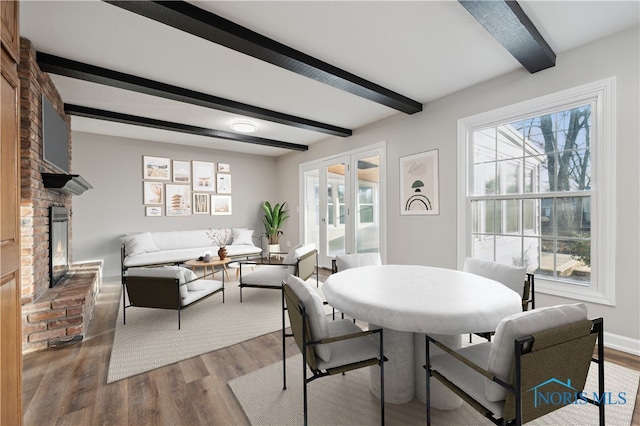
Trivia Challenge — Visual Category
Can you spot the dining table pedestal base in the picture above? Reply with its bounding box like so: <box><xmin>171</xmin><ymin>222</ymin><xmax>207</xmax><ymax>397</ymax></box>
<box><xmin>367</xmin><ymin>325</ymin><xmax>463</xmax><ymax>410</ymax></box>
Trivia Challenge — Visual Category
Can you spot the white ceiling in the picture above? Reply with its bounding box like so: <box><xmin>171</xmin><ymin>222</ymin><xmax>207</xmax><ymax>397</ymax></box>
<box><xmin>20</xmin><ymin>1</ymin><xmax>639</xmax><ymax>157</ymax></box>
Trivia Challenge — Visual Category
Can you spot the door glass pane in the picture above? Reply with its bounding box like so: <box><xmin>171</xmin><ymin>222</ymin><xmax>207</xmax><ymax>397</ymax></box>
<box><xmin>355</xmin><ymin>156</ymin><xmax>379</xmax><ymax>253</ymax></box>
<box><xmin>303</xmin><ymin>170</ymin><xmax>319</xmax><ymax>252</ymax></box>
<box><xmin>326</xmin><ymin>163</ymin><xmax>345</xmax><ymax>257</ymax></box>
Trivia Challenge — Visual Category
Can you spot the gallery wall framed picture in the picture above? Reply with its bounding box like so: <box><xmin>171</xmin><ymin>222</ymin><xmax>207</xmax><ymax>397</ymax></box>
<box><xmin>143</xmin><ymin>156</ymin><xmax>171</xmax><ymax>180</ymax></box>
<box><xmin>192</xmin><ymin>161</ymin><xmax>216</xmax><ymax>192</ymax></box>
<box><xmin>192</xmin><ymin>193</ymin><xmax>210</xmax><ymax>215</ymax></box>
<box><xmin>211</xmin><ymin>195</ymin><xmax>232</xmax><ymax>215</ymax></box>
<box><xmin>172</xmin><ymin>160</ymin><xmax>191</xmax><ymax>183</ymax></box>
<box><xmin>143</xmin><ymin>181</ymin><xmax>164</xmax><ymax>205</ymax></box>
<box><xmin>216</xmin><ymin>173</ymin><xmax>231</xmax><ymax>194</ymax></box>
<box><xmin>145</xmin><ymin>206</ymin><xmax>162</xmax><ymax>217</ymax></box>
<box><xmin>166</xmin><ymin>184</ymin><xmax>192</xmax><ymax>216</ymax></box>
<box><xmin>399</xmin><ymin>149</ymin><xmax>439</xmax><ymax>215</ymax></box>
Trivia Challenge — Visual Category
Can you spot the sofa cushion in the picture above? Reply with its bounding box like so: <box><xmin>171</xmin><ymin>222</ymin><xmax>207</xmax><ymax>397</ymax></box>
<box><xmin>232</xmin><ymin>229</ymin><xmax>254</xmax><ymax>246</ymax></box>
<box><xmin>286</xmin><ymin>274</ymin><xmax>331</xmax><ymax>362</ymax></box>
<box><xmin>241</xmin><ymin>265</ymin><xmax>288</xmax><ymax>286</ymax></box>
<box><xmin>150</xmin><ymin>230</ymin><xmax>213</xmax><ymax>251</ymax></box>
<box><xmin>121</xmin><ymin>232</ymin><xmax>160</xmax><ymax>257</ymax></box>
<box><xmin>181</xmin><ymin>279</ymin><xmax>223</xmax><ymax>305</ymax></box>
<box><xmin>463</xmin><ymin>257</ymin><xmax>526</xmax><ymax>296</ymax></box>
<box><xmin>485</xmin><ymin>303</ymin><xmax>588</xmax><ymax>402</ymax></box>
<box><xmin>122</xmin><ymin>245</ymin><xmax>262</xmax><ymax>268</ymax></box>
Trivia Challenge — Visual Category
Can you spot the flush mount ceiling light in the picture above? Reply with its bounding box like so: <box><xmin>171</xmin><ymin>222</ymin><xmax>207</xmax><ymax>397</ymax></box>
<box><xmin>230</xmin><ymin>121</ymin><xmax>257</xmax><ymax>133</ymax></box>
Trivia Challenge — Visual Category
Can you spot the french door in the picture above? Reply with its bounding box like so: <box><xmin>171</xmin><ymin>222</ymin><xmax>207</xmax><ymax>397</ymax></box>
<box><xmin>301</xmin><ymin>144</ymin><xmax>385</xmax><ymax>268</ymax></box>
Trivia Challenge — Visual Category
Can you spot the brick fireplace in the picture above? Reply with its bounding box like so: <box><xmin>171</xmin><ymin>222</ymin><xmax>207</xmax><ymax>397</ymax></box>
<box><xmin>19</xmin><ymin>38</ymin><xmax>101</xmax><ymax>354</ymax></box>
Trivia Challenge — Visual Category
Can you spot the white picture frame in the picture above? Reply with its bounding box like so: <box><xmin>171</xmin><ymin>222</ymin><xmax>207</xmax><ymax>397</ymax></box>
<box><xmin>143</xmin><ymin>155</ymin><xmax>171</xmax><ymax>180</ymax></box>
<box><xmin>165</xmin><ymin>184</ymin><xmax>192</xmax><ymax>216</ymax></box>
<box><xmin>172</xmin><ymin>160</ymin><xmax>191</xmax><ymax>183</ymax></box>
<box><xmin>211</xmin><ymin>195</ymin><xmax>232</xmax><ymax>215</ymax></box>
<box><xmin>216</xmin><ymin>173</ymin><xmax>231</xmax><ymax>194</ymax></box>
<box><xmin>192</xmin><ymin>193</ymin><xmax>210</xmax><ymax>215</ymax></box>
<box><xmin>192</xmin><ymin>161</ymin><xmax>216</xmax><ymax>192</ymax></box>
<box><xmin>145</xmin><ymin>206</ymin><xmax>162</xmax><ymax>217</ymax></box>
<box><xmin>143</xmin><ymin>181</ymin><xmax>164</xmax><ymax>205</ymax></box>
<box><xmin>400</xmin><ymin>149</ymin><xmax>439</xmax><ymax>215</ymax></box>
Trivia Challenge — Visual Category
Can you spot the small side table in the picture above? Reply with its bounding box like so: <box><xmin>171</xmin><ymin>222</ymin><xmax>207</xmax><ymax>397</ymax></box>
<box><xmin>185</xmin><ymin>258</ymin><xmax>231</xmax><ymax>281</ymax></box>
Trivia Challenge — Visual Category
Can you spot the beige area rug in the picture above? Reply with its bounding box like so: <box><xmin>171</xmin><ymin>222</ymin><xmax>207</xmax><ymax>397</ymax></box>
<box><xmin>107</xmin><ymin>274</ymin><xmax>325</xmax><ymax>383</ymax></box>
<box><xmin>229</xmin><ymin>354</ymin><xmax>638</xmax><ymax>425</ymax></box>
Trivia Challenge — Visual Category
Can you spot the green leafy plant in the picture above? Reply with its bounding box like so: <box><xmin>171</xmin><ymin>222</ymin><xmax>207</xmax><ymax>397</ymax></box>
<box><xmin>262</xmin><ymin>201</ymin><xmax>289</xmax><ymax>245</ymax></box>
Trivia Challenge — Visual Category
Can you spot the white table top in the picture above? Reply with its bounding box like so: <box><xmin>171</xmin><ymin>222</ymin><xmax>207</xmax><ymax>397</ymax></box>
<box><xmin>323</xmin><ymin>264</ymin><xmax>522</xmax><ymax>335</ymax></box>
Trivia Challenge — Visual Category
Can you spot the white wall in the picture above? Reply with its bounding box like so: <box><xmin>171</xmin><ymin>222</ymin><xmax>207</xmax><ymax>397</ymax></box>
<box><xmin>71</xmin><ymin>133</ymin><xmax>278</xmax><ymax>277</ymax></box>
<box><xmin>276</xmin><ymin>27</ymin><xmax>640</xmax><ymax>348</ymax></box>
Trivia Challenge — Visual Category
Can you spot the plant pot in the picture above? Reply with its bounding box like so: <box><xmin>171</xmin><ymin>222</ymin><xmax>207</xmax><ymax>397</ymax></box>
<box><xmin>218</xmin><ymin>247</ymin><xmax>227</xmax><ymax>260</ymax></box>
<box><xmin>267</xmin><ymin>244</ymin><xmax>281</xmax><ymax>260</ymax></box>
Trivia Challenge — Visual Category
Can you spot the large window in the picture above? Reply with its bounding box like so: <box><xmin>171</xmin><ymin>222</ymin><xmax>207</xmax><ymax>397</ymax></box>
<box><xmin>458</xmin><ymin>78</ymin><xmax>616</xmax><ymax>305</ymax></box>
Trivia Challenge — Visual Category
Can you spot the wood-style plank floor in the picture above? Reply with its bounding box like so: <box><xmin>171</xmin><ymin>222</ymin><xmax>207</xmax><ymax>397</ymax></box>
<box><xmin>22</xmin><ymin>269</ymin><xmax>640</xmax><ymax>425</ymax></box>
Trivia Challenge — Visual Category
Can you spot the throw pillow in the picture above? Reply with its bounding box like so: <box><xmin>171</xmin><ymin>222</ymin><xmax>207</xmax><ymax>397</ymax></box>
<box><xmin>122</xmin><ymin>232</ymin><xmax>160</xmax><ymax>257</ymax></box>
<box><xmin>182</xmin><ymin>268</ymin><xmax>206</xmax><ymax>291</ymax></box>
<box><xmin>286</xmin><ymin>274</ymin><xmax>331</xmax><ymax>362</ymax></box>
<box><xmin>232</xmin><ymin>229</ymin><xmax>254</xmax><ymax>246</ymax></box>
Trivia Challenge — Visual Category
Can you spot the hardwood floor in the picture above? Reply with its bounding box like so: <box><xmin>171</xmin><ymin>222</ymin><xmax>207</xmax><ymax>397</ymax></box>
<box><xmin>22</xmin><ymin>269</ymin><xmax>640</xmax><ymax>425</ymax></box>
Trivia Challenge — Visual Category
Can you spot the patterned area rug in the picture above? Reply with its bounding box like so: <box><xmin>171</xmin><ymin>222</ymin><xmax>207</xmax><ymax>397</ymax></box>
<box><xmin>107</xmin><ymin>274</ymin><xmax>324</xmax><ymax>383</ymax></box>
<box><xmin>229</xmin><ymin>354</ymin><xmax>638</xmax><ymax>425</ymax></box>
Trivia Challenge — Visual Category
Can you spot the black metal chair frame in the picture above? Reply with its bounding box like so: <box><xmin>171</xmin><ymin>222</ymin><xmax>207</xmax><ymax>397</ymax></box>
<box><xmin>281</xmin><ymin>283</ymin><xmax>386</xmax><ymax>426</ymax></box>
<box><xmin>427</xmin><ymin>317</ymin><xmax>604</xmax><ymax>426</ymax></box>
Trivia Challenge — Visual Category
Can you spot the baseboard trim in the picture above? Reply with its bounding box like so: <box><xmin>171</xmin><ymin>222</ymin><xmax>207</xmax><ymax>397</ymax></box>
<box><xmin>604</xmin><ymin>331</ymin><xmax>640</xmax><ymax>356</ymax></box>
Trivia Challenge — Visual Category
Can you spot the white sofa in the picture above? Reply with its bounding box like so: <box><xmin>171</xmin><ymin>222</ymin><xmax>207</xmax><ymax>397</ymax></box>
<box><xmin>120</xmin><ymin>228</ymin><xmax>262</xmax><ymax>278</ymax></box>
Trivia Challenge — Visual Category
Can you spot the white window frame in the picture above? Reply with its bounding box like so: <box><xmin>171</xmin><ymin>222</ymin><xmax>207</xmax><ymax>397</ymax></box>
<box><xmin>457</xmin><ymin>77</ymin><xmax>616</xmax><ymax>306</ymax></box>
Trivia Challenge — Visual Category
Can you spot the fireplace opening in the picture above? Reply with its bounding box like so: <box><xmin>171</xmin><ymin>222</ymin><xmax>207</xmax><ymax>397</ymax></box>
<box><xmin>50</xmin><ymin>206</ymin><xmax>69</xmax><ymax>288</ymax></box>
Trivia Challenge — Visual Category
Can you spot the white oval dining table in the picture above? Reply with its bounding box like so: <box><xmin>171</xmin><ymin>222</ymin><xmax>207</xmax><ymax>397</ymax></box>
<box><xmin>323</xmin><ymin>264</ymin><xmax>522</xmax><ymax>408</ymax></box>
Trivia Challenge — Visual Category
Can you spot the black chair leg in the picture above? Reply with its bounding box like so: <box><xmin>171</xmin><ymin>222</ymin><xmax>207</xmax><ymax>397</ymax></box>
<box><xmin>426</xmin><ymin>336</ymin><xmax>431</xmax><ymax>426</ymax></box>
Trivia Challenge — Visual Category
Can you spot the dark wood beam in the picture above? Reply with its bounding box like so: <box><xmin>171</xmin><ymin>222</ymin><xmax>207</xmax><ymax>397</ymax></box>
<box><xmin>458</xmin><ymin>0</ymin><xmax>555</xmax><ymax>73</ymax></box>
<box><xmin>38</xmin><ymin>52</ymin><xmax>350</xmax><ymax>138</ymax></box>
<box><xmin>64</xmin><ymin>104</ymin><xmax>309</xmax><ymax>152</ymax></box>
<box><xmin>104</xmin><ymin>1</ymin><xmax>423</xmax><ymax>115</ymax></box>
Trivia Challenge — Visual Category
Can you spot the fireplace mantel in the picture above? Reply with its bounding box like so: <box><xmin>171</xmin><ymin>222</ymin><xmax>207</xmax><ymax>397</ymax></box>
<box><xmin>41</xmin><ymin>173</ymin><xmax>93</xmax><ymax>196</ymax></box>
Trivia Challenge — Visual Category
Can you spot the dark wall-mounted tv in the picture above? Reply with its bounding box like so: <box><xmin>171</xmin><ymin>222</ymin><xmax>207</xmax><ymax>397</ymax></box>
<box><xmin>42</xmin><ymin>95</ymin><xmax>69</xmax><ymax>173</ymax></box>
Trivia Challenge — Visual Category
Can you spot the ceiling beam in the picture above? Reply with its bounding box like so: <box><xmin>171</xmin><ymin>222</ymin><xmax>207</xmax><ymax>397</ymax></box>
<box><xmin>104</xmin><ymin>1</ymin><xmax>423</xmax><ymax>115</ymax></box>
<box><xmin>38</xmin><ymin>52</ymin><xmax>350</xmax><ymax>138</ymax></box>
<box><xmin>64</xmin><ymin>104</ymin><xmax>309</xmax><ymax>152</ymax></box>
<box><xmin>458</xmin><ymin>0</ymin><xmax>555</xmax><ymax>73</ymax></box>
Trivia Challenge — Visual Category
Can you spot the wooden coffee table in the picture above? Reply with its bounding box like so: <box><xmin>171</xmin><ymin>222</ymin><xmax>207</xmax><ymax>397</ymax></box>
<box><xmin>185</xmin><ymin>258</ymin><xmax>231</xmax><ymax>281</ymax></box>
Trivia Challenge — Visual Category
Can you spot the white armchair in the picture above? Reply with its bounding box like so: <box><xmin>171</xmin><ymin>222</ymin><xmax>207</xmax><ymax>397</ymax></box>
<box><xmin>332</xmin><ymin>252</ymin><xmax>382</xmax><ymax>273</ymax></box>
<box><xmin>238</xmin><ymin>244</ymin><xmax>317</xmax><ymax>302</ymax></box>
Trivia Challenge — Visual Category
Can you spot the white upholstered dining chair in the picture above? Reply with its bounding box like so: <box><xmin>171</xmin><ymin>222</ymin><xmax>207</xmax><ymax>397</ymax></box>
<box><xmin>424</xmin><ymin>303</ymin><xmax>604</xmax><ymax>426</ymax></box>
<box><xmin>463</xmin><ymin>257</ymin><xmax>534</xmax><ymax>341</ymax></box>
<box><xmin>281</xmin><ymin>274</ymin><xmax>386</xmax><ymax>425</ymax></box>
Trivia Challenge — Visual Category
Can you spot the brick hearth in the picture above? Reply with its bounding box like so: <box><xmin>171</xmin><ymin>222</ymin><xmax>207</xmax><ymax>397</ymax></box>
<box><xmin>21</xmin><ymin>262</ymin><xmax>102</xmax><ymax>353</ymax></box>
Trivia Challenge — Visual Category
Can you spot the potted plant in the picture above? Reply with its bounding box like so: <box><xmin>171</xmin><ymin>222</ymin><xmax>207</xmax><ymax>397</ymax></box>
<box><xmin>262</xmin><ymin>201</ymin><xmax>289</xmax><ymax>257</ymax></box>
